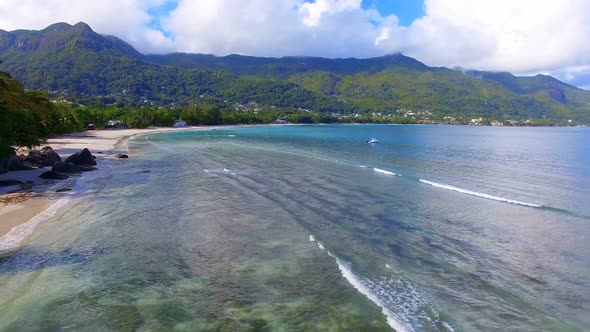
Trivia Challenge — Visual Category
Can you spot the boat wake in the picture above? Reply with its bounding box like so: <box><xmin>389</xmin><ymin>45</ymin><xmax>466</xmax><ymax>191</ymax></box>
<box><xmin>419</xmin><ymin>179</ymin><xmax>542</xmax><ymax>208</ymax></box>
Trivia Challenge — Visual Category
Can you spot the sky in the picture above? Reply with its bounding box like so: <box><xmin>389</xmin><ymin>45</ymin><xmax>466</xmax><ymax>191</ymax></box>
<box><xmin>0</xmin><ymin>0</ymin><xmax>589</xmax><ymax>89</ymax></box>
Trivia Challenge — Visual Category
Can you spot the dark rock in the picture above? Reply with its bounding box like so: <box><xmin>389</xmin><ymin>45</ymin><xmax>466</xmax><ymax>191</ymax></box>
<box><xmin>7</xmin><ymin>155</ymin><xmax>33</xmax><ymax>171</ymax></box>
<box><xmin>40</xmin><ymin>171</ymin><xmax>69</xmax><ymax>180</ymax></box>
<box><xmin>56</xmin><ymin>188</ymin><xmax>72</xmax><ymax>192</ymax></box>
<box><xmin>115</xmin><ymin>154</ymin><xmax>129</xmax><ymax>159</ymax></box>
<box><xmin>40</xmin><ymin>146</ymin><xmax>62</xmax><ymax>164</ymax></box>
<box><xmin>52</xmin><ymin>161</ymin><xmax>82</xmax><ymax>173</ymax></box>
<box><xmin>25</xmin><ymin>146</ymin><xmax>61</xmax><ymax>167</ymax></box>
<box><xmin>138</xmin><ymin>170</ymin><xmax>151</xmax><ymax>173</ymax></box>
<box><xmin>0</xmin><ymin>180</ymin><xmax>25</xmax><ymax>187</ymax></box>
<box><xmin>66</xmin><ymin>148</ymin><xmax>97</xmax><ymax>166</ymax></box>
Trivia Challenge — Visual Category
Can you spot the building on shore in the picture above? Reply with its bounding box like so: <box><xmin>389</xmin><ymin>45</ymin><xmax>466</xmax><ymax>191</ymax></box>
<box><xmin>174</xmin><ymin>120</ymin><xmax>188</xmax><ymax>128</ymax></box>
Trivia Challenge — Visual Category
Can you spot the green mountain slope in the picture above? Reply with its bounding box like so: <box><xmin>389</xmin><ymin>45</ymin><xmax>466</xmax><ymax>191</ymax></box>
<box><xmin>143</xmin><ymin>53</ymin><xmax>431</xmax><ymax>78</ymax></box>
<box><xmin>1</xmin><ymin>22</ymin><xmax>589</xmax><ymax>123</ymax></box>
<box><xmin>0</xmin><ymin>23</ymin><xmax>323</xmax><ymax>110</ymax></box>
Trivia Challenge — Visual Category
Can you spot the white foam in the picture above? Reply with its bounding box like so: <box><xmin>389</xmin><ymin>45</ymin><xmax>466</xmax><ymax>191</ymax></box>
<box><xmin>374</xmin><ymin>168</ymin><xmax>400</xmax><ymax>176</ymax></box>
<box><xmin>308</xmin><ymin>234</ymin><xmax>326</xmax><ymax>250</ymax></box>
<box><xmin>0</xmin><ymin>161</ymin><xmax>113</xmax><ymax>254</ymax></box>
<box><xmin>0</xmin><ymin>197</ymin><xmax>71</xmax><ymax>254</ymax></box>
<box><xmin>359</xmin><ymin>165</ymin><xmax>367</xmax><ymax>168</ymax></box>
<box><xmin>334</xmin><ymin>258</ymin><xmax>411</xmax><ymax>332</ymax></box>
<box><xmin>228</xmin><ymin>135</ymin><xmax>236</xmax><ymax>137</ymax></box>
<box><xmin>442</xmin><ymin>322</ymin><xmax>456</xmax><ymax>332</ymax></box>
<box><xmin>419</xmin><ymin>179</ymin><xmax>541</xmax><ymax>207</ymax></box>
<box><xmin>307</xmin><ymin>234</ymin><xmax>413</xmax><ymax>331</ymax></box>
<box><xmin>204</xmin><ymin>168</ymin><xmax>247</xmax><ymax>176</ymax></box>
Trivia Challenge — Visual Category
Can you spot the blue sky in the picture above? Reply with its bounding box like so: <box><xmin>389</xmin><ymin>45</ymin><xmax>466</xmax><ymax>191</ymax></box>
<box><xmin>361</xmin><ymin>0</ymin><xmax>424</xmax><ymax>26</ymax></box>
<box><xmin>146</xmin><ymin>1</ymin><xmax>178</xmax><ymax>36</ymax></box>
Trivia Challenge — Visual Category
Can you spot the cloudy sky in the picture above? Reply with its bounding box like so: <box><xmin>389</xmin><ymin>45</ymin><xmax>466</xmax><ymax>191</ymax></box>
<box><xmin>1</xmin><ymin>0</ymin><xmax>589</xmax><ymax>89</ymax></box>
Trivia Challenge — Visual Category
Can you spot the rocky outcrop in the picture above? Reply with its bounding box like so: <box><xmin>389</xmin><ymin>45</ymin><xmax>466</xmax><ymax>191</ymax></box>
<box><xmin>6</xmin><ymin>154</ymin><xmax>33</xmax><ymax>171</ymax></box>
<box><xmin>25</xmin><ymin>146</ymin><xmax>61</xmax><ymax>167</ymax></box>
<box><xmin>115</xmin><ymin>154</ymin><xmax>128</xmax><ymax>159</ymax></box>
<box><xmin>40</xmin><ymin>171</ymin><xmax>69</xmax><ymax>180</ymax></box>
<box><xmin>66</xmin><ymin>148</ymin><xmax>96</xmax><ymax>166</ymax></box>
<box><xmin>52</xmin><ymin>161</ymin><xmax>82</xmax><ymax>174</ymax></box>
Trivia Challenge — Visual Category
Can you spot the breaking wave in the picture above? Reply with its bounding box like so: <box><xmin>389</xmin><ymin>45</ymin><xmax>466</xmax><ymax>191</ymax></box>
<box><xmin>0</xmin><ymin>198</ymin><xmax>71</xmax><ymax>254</ymax></box>
<box><xmin>419</xmin><ymin>179</ymin><xmax>542</xmax><ymax>207</ymax></box>
<box><xmin>308</xmin><ymin>234</ymin><xmax>455</xmax><ymax>332</ymax></box>
<box><xmin>374</xmin><ymin>168</ymin><xmax>400</xmax><ymax>176</ymax></box>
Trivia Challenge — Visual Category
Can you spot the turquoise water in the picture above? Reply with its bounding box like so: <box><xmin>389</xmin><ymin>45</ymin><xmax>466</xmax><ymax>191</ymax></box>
<box><xmin>1</xmin><ymin>125</ymin><xmax>589</xmax><ymax>331</ymax></box>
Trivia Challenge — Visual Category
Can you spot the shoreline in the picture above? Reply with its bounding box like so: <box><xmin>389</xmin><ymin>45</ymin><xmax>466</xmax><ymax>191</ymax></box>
<box><xmin>0</xmin><ymin>125</ymin><xmax>219</xmax><ymax>254</ymax></box>
<box><xmin>2</xmin><ymin>122</ymin><xmax>569</xmax><ymax>254</ymax></box>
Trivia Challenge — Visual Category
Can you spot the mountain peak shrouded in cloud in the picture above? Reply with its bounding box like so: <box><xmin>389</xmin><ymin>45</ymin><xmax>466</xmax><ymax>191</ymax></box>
<box><xmin>0</xmin><ymin>0</ymin><xmax>589</xmax><ymax>88</ymax></box>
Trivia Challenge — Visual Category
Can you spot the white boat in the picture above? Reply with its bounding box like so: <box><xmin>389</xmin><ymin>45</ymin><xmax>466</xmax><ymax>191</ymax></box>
<box><xmin>367</xmin><ymin>138</ymin><xmax>379</xmax><ymax>143</ymax></box>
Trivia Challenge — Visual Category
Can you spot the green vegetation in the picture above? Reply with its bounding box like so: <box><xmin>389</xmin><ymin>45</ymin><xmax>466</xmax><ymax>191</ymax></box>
<box><xmin>0</xmin><ymin>71</ymin><xmax>81</xmax><ymax>158</ymax></box>
<box><xmin>1</xmin><ymin>22</ymin><xmax>589</xmax><ymax>125</ymax></box>
<box><xmin>1</xmin><ymin>21</ymin><xmax>589</xmax><ymax>158</ymax></box>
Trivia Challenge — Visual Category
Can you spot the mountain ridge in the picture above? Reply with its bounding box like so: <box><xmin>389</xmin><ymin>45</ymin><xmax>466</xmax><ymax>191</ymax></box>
<box><xmin>1</xmin><ymin>22</ymin><xmax>589</xmax><ymax>123</ymax></box>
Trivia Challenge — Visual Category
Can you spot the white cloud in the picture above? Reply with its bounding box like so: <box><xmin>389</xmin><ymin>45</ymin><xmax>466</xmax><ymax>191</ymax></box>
<box><xmin>160</xmin><ymin>0</ymin><xmax>392</xmax><ymax>58</ymax></box>
<box><xmin>299</xmin><ymin>0</ymin><xmax>361</xmax><ymax>26</ymax></box>
<box><xmin>401</xmin><ymin>0</ymin><xmax>590</xmax><ymax>74</ymax></box>
<box><xmin>1</xmin><ymin>0</ymin><xmax>590</xmax><ymax>87</ymax></box>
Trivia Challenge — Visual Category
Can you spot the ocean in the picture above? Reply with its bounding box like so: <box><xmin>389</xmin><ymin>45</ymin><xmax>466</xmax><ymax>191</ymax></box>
<box><xmin>0</xmin><ymin>124</ymin><xmax>589</xmax><ymax>331</ymax></box>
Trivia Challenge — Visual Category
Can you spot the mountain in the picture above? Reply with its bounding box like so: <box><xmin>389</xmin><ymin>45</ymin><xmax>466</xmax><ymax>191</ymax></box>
<box><xmin>143</xmin><ymin>53</ymin><xmax>431</xmax><ymax>78</ymax></box>
<box><xmin>1</xmin><ymin>22</ymin><xmax>590</xmax><ymax>123</ymax></box>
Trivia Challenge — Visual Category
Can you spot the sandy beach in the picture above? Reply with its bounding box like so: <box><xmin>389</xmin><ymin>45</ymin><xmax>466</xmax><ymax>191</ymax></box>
<box><xmin>0</xmin><ymin>126</ymin><xmax>202</xmax><ymax>252</ymax></box>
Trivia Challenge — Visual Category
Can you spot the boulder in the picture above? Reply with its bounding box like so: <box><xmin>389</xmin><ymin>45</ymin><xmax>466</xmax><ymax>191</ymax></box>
<box><xmin>66</xmin><ymin>148</ymin><xmax>97</xmax><ymax>166</ymax></box>
<box><xmin>23</xmin><ymin>150</ymin><xmax>43</xmax><ymax>165</ymax></box>
<box><xmin>52</xmin><ymin>161</ymin><xmax>82</xmax><ymax>174</ymax></box>
<box><xmin>115</xmin><ymin>154</ymin><xmax>128</xmax><ymax>159</ymax></box>
<box><xmin>40</xmin><ymin>146</ymin><xmax>62</xmax><ymax>164</ymax></box>
<box><xmin>40</xmin><ymin>171</ymin><xmax>69</xmax><ymax>180</ymax></box>
<box><xmin>7</xmin><ymin>154</ymin><xmax>33</xmax><ymax>171</ymax></box>
<box><xmin>24</xmin><ymin>146</ymin><xmax>61</xmax><ymax>167</ymax></box>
